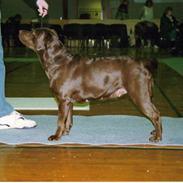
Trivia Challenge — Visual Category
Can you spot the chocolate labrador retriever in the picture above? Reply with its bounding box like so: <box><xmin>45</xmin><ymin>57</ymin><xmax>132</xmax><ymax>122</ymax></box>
<box><xmin>19</xmin><ymin>28</ymin><xmax>162</xmax><ymax>142</ymax></box>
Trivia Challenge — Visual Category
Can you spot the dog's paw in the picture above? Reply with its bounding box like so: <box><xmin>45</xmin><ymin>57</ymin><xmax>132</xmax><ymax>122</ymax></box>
<box><xmin>63</xmin><ymin>131</ymin><xmax>70</xmax><ymax>136</ymax></box>
<box><xmin>48</xmin><ymin>135</ymin><xmax>60</xmax><ymax>141</ymax></box>
<box><xmin>150</xmin><ymin>130</ymin><xmax>156</xmax><ymax>135</ymax></box>
<box><xmin>149</xmin><ymin>135</ymin><xmax>162</xmax><ymax>143</ymax></box>
<box><xmin>63</xmin><ymin>128</ymin><xmax>70</xmax><ymax>136</ymax></box>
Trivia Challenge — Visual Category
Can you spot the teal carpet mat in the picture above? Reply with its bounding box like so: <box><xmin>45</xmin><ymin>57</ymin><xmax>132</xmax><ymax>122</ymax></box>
<box><xmin>0</xmin><ymin>115</ymin><xmax>183</xmax><ymax>147</ymax></box>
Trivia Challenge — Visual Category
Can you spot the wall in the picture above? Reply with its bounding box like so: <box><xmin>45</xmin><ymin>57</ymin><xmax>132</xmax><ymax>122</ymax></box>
<box><xmin>0</xmin><ymin>0</ymin><xmax>183</xmax><ymax>21</ymax></box>
<box><xmin>0</xmin><ymin>0</ymin><xmax>63</xmax><ymax>22</ymax></box>
<box><xmin>111</xmin><ymin>0</ymin><xmax>183</xmax><ymax>20</ymax></box>
<box><xmin>78</xmin><ymin>0</ymin><xmax>102</xmax><ymax>19</ymax></box>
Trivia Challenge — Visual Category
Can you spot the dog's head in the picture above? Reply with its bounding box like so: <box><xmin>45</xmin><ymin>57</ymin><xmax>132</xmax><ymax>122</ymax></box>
<box><xmin>19</xmin><ymin>28</ymin><xmax>60</xmax><ymax>52</ymax></box>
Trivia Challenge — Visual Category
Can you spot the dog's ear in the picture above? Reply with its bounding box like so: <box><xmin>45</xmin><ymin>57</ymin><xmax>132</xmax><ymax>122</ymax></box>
<box><xmin>35</xmin><ymin>29</ymin><xmax>60</xmax><ymax>51</ymax></box>
<box><xmin>50</xmin><ymin>29</ymin><xmax>58</xmax><ymax>37</ymax></box>
<box><xmin>36</xmin><ymin>32</ymin><xmax>46</xmax><ymax>51</ymax></box>
<box><xmin>45</xmin><ymin>30</ymin><xmax>60</xmax><ymax>49</ymax></box>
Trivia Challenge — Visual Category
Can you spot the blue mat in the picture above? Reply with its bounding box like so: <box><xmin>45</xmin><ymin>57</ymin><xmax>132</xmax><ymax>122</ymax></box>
<box><xmin>0</xmin><ymin>115</ymin><xmax>183</xmax><ymax>147</ymax></box>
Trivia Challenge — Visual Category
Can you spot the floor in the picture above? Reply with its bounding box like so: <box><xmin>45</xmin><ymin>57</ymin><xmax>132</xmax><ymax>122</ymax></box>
<box><xmin>0</xmin><ymin>47</ymin><xmax>183</xmax><ymax>181</ymax></box>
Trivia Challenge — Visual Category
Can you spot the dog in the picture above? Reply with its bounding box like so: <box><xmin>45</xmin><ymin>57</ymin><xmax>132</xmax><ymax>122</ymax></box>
<box><xmin>135</xmin><ymin>21</ymin><xmax>159</xmax><ymax>48</ymax></box>
<box><xmin>19</xmin><ymin>28</ymin><xmax>162</xmax><ymax>142</ymax></box>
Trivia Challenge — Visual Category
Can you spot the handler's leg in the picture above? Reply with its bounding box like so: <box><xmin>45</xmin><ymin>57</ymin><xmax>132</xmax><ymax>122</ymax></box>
<box><xmin>0</xmin><ymin>26</ymin><xmax>36</xmax><ymax>129</ymax></box>
<box><xmin>0</xmin><ymin>32</ymin><xmax>14</xmax><ymax>117</ymax></box>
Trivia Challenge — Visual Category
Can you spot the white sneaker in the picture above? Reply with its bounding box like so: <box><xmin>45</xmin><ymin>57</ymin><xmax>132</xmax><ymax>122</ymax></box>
<box><xmin>0</xmin><ymin>111</ymin><xmax>37</xmax><ymax>129</ymax></box>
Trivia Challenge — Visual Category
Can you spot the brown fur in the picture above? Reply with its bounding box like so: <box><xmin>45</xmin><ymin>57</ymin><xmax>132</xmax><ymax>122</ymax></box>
<box><xmin>19</xmin><ymin>28</ymin><xmax>162</xmax><ymax>142</ymax></box>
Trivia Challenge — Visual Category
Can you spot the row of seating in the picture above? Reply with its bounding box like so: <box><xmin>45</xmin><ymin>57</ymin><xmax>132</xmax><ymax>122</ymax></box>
<box><xmin>63</xmin><ymin>23</ymin><xmax>129</xmax><ymax>49</ymax></box>
<box><xmin>1</xmin><ymin>23</ymin><xmax>129</xmax><ymax>49</ymax></box>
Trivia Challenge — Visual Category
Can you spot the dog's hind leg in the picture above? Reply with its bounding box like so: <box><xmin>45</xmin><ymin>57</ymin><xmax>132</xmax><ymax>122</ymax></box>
<box><xmin>127</xmin><ymin>76</ymin><xmax>162</xmax><ymax>143</ymax></box>
<box><xmin>48</xmin><ymin>101</ymin><xmax>71</xmax><ymax>141</ymax></box>
<box><xmin>63</xmin><ymin>103</ymin><xmax>73</xmax><ymax>135</ymax></box>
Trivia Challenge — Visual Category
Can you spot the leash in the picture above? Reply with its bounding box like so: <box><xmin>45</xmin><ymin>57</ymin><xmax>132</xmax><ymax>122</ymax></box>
<box><xmin>40</xmin><ymin>17</ymin><xmax>44</xmax><ymax>27</ymax></box>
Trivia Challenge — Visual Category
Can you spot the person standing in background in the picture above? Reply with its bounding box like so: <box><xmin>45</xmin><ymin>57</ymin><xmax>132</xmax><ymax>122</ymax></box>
<box><xmin>115</xmin><ymin>0</ymin><xmax>129</xmax><ymax>20</ymax></box>
<box><xmin>140</xmin><ymin>0</ymin><xmax>154</xmax><ymax>21</ymax></box>
<box><xmin>160</xmin><ymin>6</ymin><xmax>181</xmax><ymax>54</ymax></box>
<box><xmin>160</xmin><ymin>7</ymin><xmax>178</xmax><ymax>46</ymax></box>
<box><xmin>0</xmin><ymin>0</ymin><xmax>48</xmax><ymax>129</ymax></box>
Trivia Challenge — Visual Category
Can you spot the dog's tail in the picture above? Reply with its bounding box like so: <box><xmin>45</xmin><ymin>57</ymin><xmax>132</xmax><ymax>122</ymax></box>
<box><xmin>144</xmin><ymin>57</ymin><xmax>158</xmax><ymax>74</ymax></box>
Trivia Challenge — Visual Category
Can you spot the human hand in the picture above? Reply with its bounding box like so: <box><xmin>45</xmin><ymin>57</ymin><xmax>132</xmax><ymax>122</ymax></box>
<box><xmin>36</xmin><ymin>0</ymin><xmax>49</xmax><ymax>17</ymax></box>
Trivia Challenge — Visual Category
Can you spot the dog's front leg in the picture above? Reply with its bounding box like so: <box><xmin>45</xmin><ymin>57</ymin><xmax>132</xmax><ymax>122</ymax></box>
<box><xmin>48</xmin><ymin>101</ymin><xmax>70</xmax><ymax>141</ymax></box>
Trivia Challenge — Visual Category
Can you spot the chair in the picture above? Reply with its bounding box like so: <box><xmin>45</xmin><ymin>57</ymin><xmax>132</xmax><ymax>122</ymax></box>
<box><xmin>63</xmin><ymin>24</ymin><xmax>82</xmax><ymax>48</ymax></box>
<box><xmin>49</xmin><ymin>24</ymin><xmax>64</xmax><ymax>43</ymax></box>
<box><xmin>109</xmin><ymin>24</ymin><xmax>129</xmax><ymax>48</ymax></box>
<box><xmin>92</xmin><ymin>23</ymin><xmax>109</xmax><ymax>49</ymax></box>
<box><xmin>135</xmin><ymin>21</ymin><xmax>159</xmax><ymax>48</ymax></box>
<box><xmin>80</xmin><ymin>24</ymin><xmax>95</xmax><ymax>49</ymax></box>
